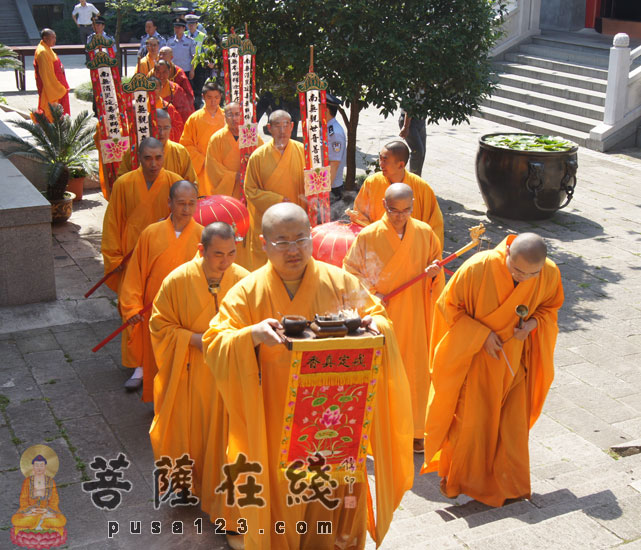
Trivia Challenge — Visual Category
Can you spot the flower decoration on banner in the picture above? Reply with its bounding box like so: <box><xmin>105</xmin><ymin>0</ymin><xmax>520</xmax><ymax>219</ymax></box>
<box><xmin>223</xmin><ymin>24</ymin><xmax>258</xmax><ymax>205</ymax></box>
<box><xmin>101</xmin><ymin>137</ymin><xmax>130</xmax><ymax>164</ymax></box>
<box><xmin>297</xmin><ymin>46</ymin><xmax>331</xmax><ymax>227</ymax></box>
<box><xmin>86</xmin><ymin>34</ymin><xmax>128</xmax><ymax>195</ymax></box>
<box><xmin>122</xmin><ymin>74</ymin><xmax>158</xmax><ymax>169</ymax></box>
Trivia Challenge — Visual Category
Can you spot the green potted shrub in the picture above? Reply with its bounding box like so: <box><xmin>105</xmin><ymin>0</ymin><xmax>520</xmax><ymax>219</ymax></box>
<box><xmin>0</xmin><ymin>104</ymin><xmax>97</xmax><ymax>222</ymax></box>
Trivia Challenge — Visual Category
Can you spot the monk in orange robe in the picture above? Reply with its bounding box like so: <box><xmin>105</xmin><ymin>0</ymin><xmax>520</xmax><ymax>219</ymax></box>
<box><xmin>101</xmin><ymin>138</ymin><xmax>183</xmax><ymax>374</ymax></box>
<box><xmin>155</xmin><ymin>60</ymin><xmax>194</xmax><ymax>133</ymax></box>
<box><xmin>149</xmin><ymin>222</ymin><xmax>248</xmax><ymax>510</ymax></box>
<box><xmin>136</xmin><ymin>36</ymin><xmax>159</xmax><ymax>74</ymax></box>
<box><xmin>157</xmin><ymin>46</ymin><xmax>195</xmax><ymax>107</ymax></box>
<box><xmin>203</xmin><ymin>102</ymin><xmax>264</xmax><ymax>198</ymax></box>
<box><xmin>422</xmin><ymin>233</ymin><xmax>564</xmax><ymax>507</ymax></box>
<box><xmin>344</xmin><ymin>183</ymin><xmax>444</xmax><ymax>453</ymax></box>
<box><xmin>179</xmin><ymin>82</ymin><xmax>225</xmax><ymax>186</ymax></box>
<box><xmin>118</xmin><ymin>109</ymin><xmax>197</xmax><ymax>184</ymax></box>
<box><xmin>347</xmin><ymin>141</ymin><xmax>443</xmax><ymax>247</ymax></box>
<box><xmin>33</xmin><ymin>29</ymin><xmax>70</xmax><ymax>122</ymax></box>
<box><xmin>119</xmin><ymin>180</ymin><xmax>203</xmax><ymax>401</ymax></box>
<box><xmin>203</xmin><ymin>203</ymin><xmax>413</xmax><ymax>550</ymax></box>
<box><xmin>242</xmin><ymin>110</ymin><xmax>306</xmax><ymax>270</ymax></box>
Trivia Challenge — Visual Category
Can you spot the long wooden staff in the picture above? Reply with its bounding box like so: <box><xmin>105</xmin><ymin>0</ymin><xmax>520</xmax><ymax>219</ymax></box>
<box><xmin>92</xmin><ymin>302</ymin><xmax>153</xmax><ymax>353</ymax></box>
<box><xmin>381</xmin><ymin>223</ymin><xmax>485</xmax><ymax>304</ymax></box>
<box><xmin>84</xmin><ymin>250</ymin><xmax>133</xmax><ymax>298</ymax></box>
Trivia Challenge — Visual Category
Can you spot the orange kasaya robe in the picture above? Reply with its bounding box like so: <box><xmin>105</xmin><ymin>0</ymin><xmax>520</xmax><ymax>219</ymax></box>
<box><xmin>160</xmin><ymin>80</ymin><xmax>194</xmax><ymax>133</ymax></box>
<box><xmin>33</xmin><ymin>40</ymin><xmax>70</xmax><ymax>122</ymax></box>
<box><xmin>136</xmin><ymin>54</ymin><xmax>157</xmax><ymax>75</ymax></box>
<box><xmin>119</xmin><ymin>217</ymin><xmax>203</xmax><ymax>402</ymax></box>
<box><xmin>100</xmin><ymin>167</ymin><xmax>182</xmax><ymax>366</ymax></box>
<box><xmin>202</xmin><ymin>125</ymin><xmax>264</xmax><ymax>198</ymax></box>
<box><xmin>179</xmin><ymin>106</ymin><xmax>225</xmax><ymax>185</ymax></box>
<box><xmin>117</xmin><ymin>139</ymin><xmax>197</xmax><ymax>184</ymax></box>
<box><xmin>349</xmin><ymin>170</ymin><xmax>444</xmax><ymax>248</ymax></box>
<box><xmin>344</xmin><ymin>214</ymin><xmax>444</xmax><ymax>439</ymax></box>
<box><xmin>202</xmin><ymin>258</ymin><xmax>414</xmax><ymax>550</ymax></box>
<box><xmin>242</xmin><ymin>140</ymin><xmax>306</xmax><ymax>271</ymax></box>
<box><xmin>421</xmin><ymin>235</ymin><xmax>564</xmax><ymax>507</ymax></box>
<box><xmin>150</xmin><ymin>63</ymin><xmax>194</xmax><ymax>105</ymax></box>
<box><xmin>149</xmin><ymin>256</ymin><xmax>248</xmax><ymax>511</ymax></box>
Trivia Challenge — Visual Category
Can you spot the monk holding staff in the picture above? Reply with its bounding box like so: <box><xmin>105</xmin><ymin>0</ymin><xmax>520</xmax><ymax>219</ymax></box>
<box><xmin>344</xmin><ymin>183</ymin><xmax>444</xmax><ymax>454</ymax></box>
<box><xmin>119</xmin><ymin>180</ymin><xmax>202</xmax><ymax>400</ymax></box>
<box><xmin>203</xmin><ymin>203</ymin><xmax>413</xmax><ymax>550</ymax></box>
<box><xmin>348</xmin><ymin>141</ymin><xmax>443</xmax><ymax>247</ymax></box>
<box><xmin>422</xmin><ymin>233</ymin><xmax>563</xmax><ymax>506</ymax></box>
<box><xmin>242</xmin><ymin>110</ymin><xmax>306</xmax><ymax>270</ymax></box>
<box><xmin>202</xmin><ymin>102</ymin><xmax>264</xmax><ymax>198</ymax></box>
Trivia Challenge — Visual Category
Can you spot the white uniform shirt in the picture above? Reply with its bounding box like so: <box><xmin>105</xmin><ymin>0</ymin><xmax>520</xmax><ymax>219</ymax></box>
<box><xmin>72</xmin><ymin>3</ymin><xmax>99</xmax><ymax>25</ymax></box>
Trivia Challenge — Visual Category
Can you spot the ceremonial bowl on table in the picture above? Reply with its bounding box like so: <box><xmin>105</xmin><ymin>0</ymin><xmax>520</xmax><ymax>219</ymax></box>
<box><xmin>194</xmin><ymin>195</ymin><xmax>249</xmax><ymax>240</ymax></box>
<box><xmin>475</xmin><ymin>133</ymin><xmax>579</xmax><ymax>220</ymax></box>
<box><xmin>311</xmin><ymin>220</ymin><xmax>363</xmax><ymax>267</ymax></box>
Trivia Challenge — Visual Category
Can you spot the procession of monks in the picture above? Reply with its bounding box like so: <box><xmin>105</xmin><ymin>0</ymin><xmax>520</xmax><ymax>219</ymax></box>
<box><xmin>92</xmin><ymin>72</ymin><xmax>564</xmax><ymax>549</ymax></box>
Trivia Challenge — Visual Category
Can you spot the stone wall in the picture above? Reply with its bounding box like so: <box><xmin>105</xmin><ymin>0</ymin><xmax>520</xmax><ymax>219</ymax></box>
<box><xmin>540</xmin><ymin>0</ymin><xmax>586</xmax><ymax>31</ymax></box>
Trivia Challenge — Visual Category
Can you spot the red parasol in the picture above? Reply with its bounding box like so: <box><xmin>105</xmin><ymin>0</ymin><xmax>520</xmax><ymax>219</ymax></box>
<box><xmin>194</xmin><ymin>195</ymin><xmax>250</xmax><ymax>240</ymax></box>
<box><xmin>311</xmin><ymin>221</ymin><xmax>363</xmax><ymax>267</ymax></box>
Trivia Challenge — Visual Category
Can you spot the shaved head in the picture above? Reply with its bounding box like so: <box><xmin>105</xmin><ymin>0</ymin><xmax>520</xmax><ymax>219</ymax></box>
<box><xmin>41</xmin><ymin>28</ymin><xmax>55</xmax><ymax>39</ymax></box>
<box><xmin>225</xmin><ymin>102</ymin><xmax>240</xmax><ymax>115</ymax></box>
<box><xmin>385</xmin><ymin>182</ymin><xmax>413</xmax><ymax>202</ymax></box>
<box><xmin>169</xmin><ymin>179</ymin><xmax>198</xmax><ymax>200</ymax></box>
<box><xmin>202</xmin><ymin>222</ymin><xmax>236</xmax><ymax>249</ymax></box>
<box><xmin>268</xmin><ymin>110</ymin><xmax>291</xmax><ymax>124</ymax></box>
<box><xmin>384</xmin><ymin>141</ymin><xmax>410</xmax><ymax>165</ymax></box>
<box><xmin>510</xmin><ymin>233</ymin><xmax>547</xmax><ymax>264</ymax></box>
<box><xmin>138</xmin><ymin>136</ymin><xmax>163</xmax><ymax>156</ymax></box>
<box><xmin>262</xmin><ymin>203</ymin><xmax>310</xmax><ymax>239</ymax></box>
<box><xmin>156</xmin><ymin>108</ymin><xmax>171</xmax><ymax>121</ymax></box>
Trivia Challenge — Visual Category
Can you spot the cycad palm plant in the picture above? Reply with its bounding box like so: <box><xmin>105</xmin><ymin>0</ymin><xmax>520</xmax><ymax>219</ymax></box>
<box><xmin>0</xmin><ymin>43</ymin><xmax>22</xmax><ymax>71</ymax></box>
<box><xmin>0</xmin><ymin>103</ymin><xmax>97</xmax><ymax>201</ymax></box>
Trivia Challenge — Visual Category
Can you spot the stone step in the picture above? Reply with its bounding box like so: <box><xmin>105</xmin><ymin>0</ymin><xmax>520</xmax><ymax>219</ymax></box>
<box><xmin>482</xmin><ymin>95</ymin><xmax>597</xmax><ymax>133</ymax></box>
<box><xmin>474</xmin><ymin>106</ymin><xmax>590</xmax><ymax>147</ymax></box>
<box><xmin>491</xmin><ymin>84</ymin><xmax>604</xmax><ymax>121</ymax></box>
<box><xmin>503</xmin><ymin>53</ymin><xmax>609</xmax><ymax>80</ymax></box>
<box><xmin>517</xmin><ymin>43</ymin><xmax>610</xmax><ymax>69</ymax></box>
<box><xmin>531</xmin><ymin>33</ymin><xmax>614</xmax><ymax>55</ymax></box>
<box><xmin>496</xmin><ymin>73</ymin><xmax>606</xmax><ymax>106</ymax></box>
<box><xmin>494</xmin><ymin>61</ymin><xmax>608</xmax><ymax>93</ymax></box>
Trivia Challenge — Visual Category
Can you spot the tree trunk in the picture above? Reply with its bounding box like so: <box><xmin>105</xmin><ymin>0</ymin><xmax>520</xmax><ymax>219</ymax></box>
<box><xmin>115</xmin><ymin>9</ymin><xmax>123</xmax><ymax>70</ymax></box>
<box><xmin>344</xmin><ymin>95</ymin><xmax>360</xmax><ymax>191</ymax></box>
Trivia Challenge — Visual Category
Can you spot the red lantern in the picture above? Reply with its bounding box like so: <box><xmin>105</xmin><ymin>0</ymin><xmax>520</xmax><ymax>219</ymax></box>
<box><xmin>311</xmin><ymin>221</ymin><xmax>363</xmax><ymax>267</ymax></box>
<box><xmin>195</xmin><ymin>195</ymin><xmax>250</xmax><ymax>240</ymax></box>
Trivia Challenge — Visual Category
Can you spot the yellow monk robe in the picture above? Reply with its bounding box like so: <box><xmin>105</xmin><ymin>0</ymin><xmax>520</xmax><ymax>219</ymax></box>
<box><xmin>202</xmin><ymin>125</ymin><xmax>264</xmax><ymax>198</ymax></box>
<box><xmin>11</xmin><ymin>476</ymin><xmax>66</xmax><ymax>535</ymax></box>
<box><xmin>33</xmin><ymin>40</ymin><xmax>69</xmax><ymax>122</ymax></box>
<box><xmin>343</xmin><ymin>214</ymin><xmax>445</xmax><ymax>439</ymax></box>
<box><xmin>421</xmin><ymin>235</ymin><xmax>564</xmax><ymax>507</ymax></box>
<box><xmin>242</xmin><ymin>140</ymin><xmax>306</xmax><ymax>270</ymax></box>
<box><xmin>117</xmin><ymin>139</ymin><xmax>197</xmax><ymax>184</ymax></box>
<box><xmin>350</xmin><ymin>170</ymin><xmax>444</xmax><ymax>247</ymax></box>
<box><xmin>179</xmin><ymin>106</ymin><xmax>225</xmax><ymax>184</ymax></box>
<box><xmin>203</xmin><ymin>258</ymin><xmax>414</xmax><ymax>550</ymax></box>
<box><xmin>149</xmin><ymin>256</ymin><xmax>248</xmax><ymax>507</ymax></box>
<box><xmin>136</xmin><ymin>54</ymin><xmax>156</xmax><ymax>75</ymax></box>
<box><xmin>119</xmin><ymin>217</ymin><xmax>203</xmax><ymax>402</ymax></box>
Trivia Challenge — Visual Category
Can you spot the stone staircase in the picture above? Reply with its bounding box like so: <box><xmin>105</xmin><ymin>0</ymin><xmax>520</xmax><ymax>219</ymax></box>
<box><xmin>477</xmin><ymin>30</ymin><xmax>641</xmax><ymax>148</ymax></box>
<box><xmin>0</xmin><ymin>0</ymin><xmax>28</xmax><ymax>46</ymax></box>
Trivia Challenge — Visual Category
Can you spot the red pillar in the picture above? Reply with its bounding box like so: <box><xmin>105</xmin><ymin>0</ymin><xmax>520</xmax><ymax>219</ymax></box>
<box><xmin>585</xmin><ymin>0</ymin><xmax>602</xmax><ymax>28</ymax></box>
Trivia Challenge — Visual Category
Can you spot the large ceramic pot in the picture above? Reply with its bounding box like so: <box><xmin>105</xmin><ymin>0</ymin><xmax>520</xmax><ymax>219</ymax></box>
<box><xmin>66</xmin><ymin>176</ymin><xmax>85</xmax><ymax>202</ymax></box>
<box><xmin>476</xmin><ymin>133</ymin><xmax>579</xmax><ymax>220</ymax></box>
<box><xmin>50</xmin><ymin>191</ymin><xmax>75</xmax><ymax>223</ymax></box>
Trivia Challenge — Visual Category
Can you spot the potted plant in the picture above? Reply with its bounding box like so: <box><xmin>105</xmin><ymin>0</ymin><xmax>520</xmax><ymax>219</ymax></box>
<box><xmin>476</xmin><ymin>133</ymin><xmax>578</xmax><ymax>221</ymax></box>
<box><xmin>0</xmin><ymin>103</ymin><xmax>97</xmax><ymax>222</ymax></box>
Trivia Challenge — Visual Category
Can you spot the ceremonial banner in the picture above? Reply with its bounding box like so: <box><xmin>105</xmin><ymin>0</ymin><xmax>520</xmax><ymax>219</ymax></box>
<box><xmin>123</xmin><ymin>73</ymin><xmax>158</xmax><ymax>170</ymax></box>
<box><xmin>221</xmin><ymin>29</ymin><xmax>242</xmax><ymax>104</ymax></box>
<box><xmin>278</xmin><ymin>334</ymin><xmax>385</xmax><ymax>483</ymax></box>
<box><xmin>86</xmin><ymin>35</ymin><xmax>129</xmax><ymax>195</ymax></box>
<box><xmin>298</xmin><ymin>49</ymin><xmax>331</xmax><ymax>226</ymax></box>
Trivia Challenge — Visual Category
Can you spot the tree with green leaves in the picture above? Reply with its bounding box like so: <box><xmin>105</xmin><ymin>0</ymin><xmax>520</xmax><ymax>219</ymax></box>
<box><xmin>196</xmin><ymin>0</ymin><xmax>505</xmax><ymax>190</ymax></box>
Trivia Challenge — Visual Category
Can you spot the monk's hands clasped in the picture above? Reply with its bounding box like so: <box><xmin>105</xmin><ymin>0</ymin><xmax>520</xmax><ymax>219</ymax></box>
<box><xmin>251</xmin><ymin>318</ymin><xmax>285</xmax><ymax>347</ymax></box>
<box><xmin>513</xmin><ymin>318</ymin><xmax>537</xmax><ymax>341</ymax></box>
<box><xmin>483</xmin><ymin>331</ymin><xmax>503</xmax><ymax>359</ymax></box>
<box><xmin>424</xmin><ymin>260</ymin><xmax>442</xmax><ymax>279</ymax></box>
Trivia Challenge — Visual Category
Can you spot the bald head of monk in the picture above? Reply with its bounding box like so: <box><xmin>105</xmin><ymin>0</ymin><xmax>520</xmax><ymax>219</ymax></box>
<box><xmin>168</xmin><ymin>180</ymin><xmax>198</xmax><ymax>231</ymax></box>
<box><xmin>224</xmin><ymin>102</ymin><xmax>242</xmax><ymax>136</ymax></box>
<box><xmin>198</xmin><ymin>222</ymin><xmax>237</xmax><ymax>279</ymax></box>
<box><xmin>378</xmin><ymin>140</ymin><xmax>409</xmax><ymax>183</ymax></box>
<box><xmin>139</xmin><ymin>137</ymin><xmax>165</xmax><ymax>183</ymax></box>
<box><xmin>506</xmin><ymin>233</ymin><xmax>547</xmax><ymax>283</ymax></box>
<box><xmin>41</xmin><ymin>28</ymin><xmax>56</xmax><ymax>47</ymax></box>
<box><xmin>383</xmin><ymin>183</ymin><xmax>414</xmax><ymax>234</ymax></box>
<box><xmin>268</xmin><ymin>110</ymin><xmax>294</xmax><ymax>151</ymax></box>
<box><xmin>154</xmin><ymin>109</ymin><xmax>172</xmax><ymax>145</ymax></box>
<box><xmin>159</xmin><ymin>46</ymin><xmax>173</xmax><ymax>62</ymax></box>
<box><xmin>203</xmin><ymin>81</ymin><xmax>223</xmax><ymax>114</ymax></box>
<box><xmin>261</xmin><ymin>203</ymin><xmax>312</xmax><ymax>280</ymax></box>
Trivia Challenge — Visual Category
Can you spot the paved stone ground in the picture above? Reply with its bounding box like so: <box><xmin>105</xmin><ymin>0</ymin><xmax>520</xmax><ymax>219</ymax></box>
<box><xmin>2</xmin><ymin>60</ymin><xmax>641</xmax><ymax>548</ymax></box>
